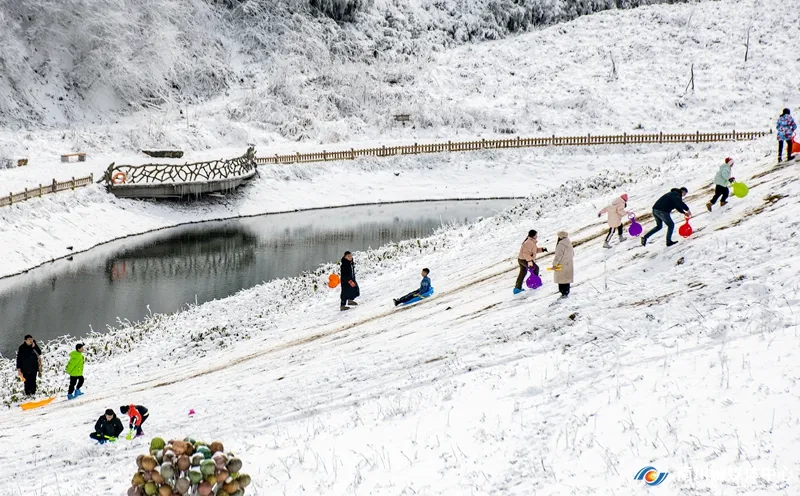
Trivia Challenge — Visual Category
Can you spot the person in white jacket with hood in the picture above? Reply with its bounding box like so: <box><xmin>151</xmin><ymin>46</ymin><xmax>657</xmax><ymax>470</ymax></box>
<box><xmin>598</xmin><ymin>193</ymin><xmax>630</xmax><ymax>249</ymax></box>
<box><xmin>706</xmin><ymin>157</ymin><xmax>735</xmax><ymax>212</ymax></box>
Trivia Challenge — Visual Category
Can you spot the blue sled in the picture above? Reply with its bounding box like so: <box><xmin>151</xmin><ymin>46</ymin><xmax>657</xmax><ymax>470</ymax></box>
<box><xmin>400</xmin><ymin>288</ymin><xmax>434</xmax><ymax>305</ymax></box>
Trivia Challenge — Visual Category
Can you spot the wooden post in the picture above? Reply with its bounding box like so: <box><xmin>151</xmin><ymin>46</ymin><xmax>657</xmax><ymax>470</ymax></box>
<box><xmin>24</xmin><ymin>188</ymin><xmax>28</xmax><ymax>200</ymax></box>
<box><xmin>90</xmin><ymin>173</ymin><xmax>93</xmax><ymax>184</ymax></box>
<box><xmin>8</xmin><ymin>193</ymin><xmax>12</xmax><ymax>206</ymax></box>
<box><xmin>351</xmin><ymin>148</ymin><xmax>356</xmax><ymax>160</ymax></box>
<box><xmin>623</xmin><ymin>132</ymin><xmax>627</xmax><ymax>145</ymax></box>
<box><xmin>39</xmin><ymin>184</ymin><xmax>43</xmax><ymax>197</ymax></box>
<box><xmin>696</xmin><ymin>131</ymin><xmax>700</xmax><ymax>143</ymax></box>
<box><xmin>52</xmin><ymin>179</ymin><xmax>57</xmax><ymax>193</ymax></box>
<box><xmin>732</xmin><ymin>129</ymin><xmax>736</xmax><ymax>141</ymax></box>
<box><xmin>414</xmin><ymin>143</ymin><xmax>418</xmax><ymax>154</ymax></box>
<box><xmin>448</xmin><ymin>141</ymin><xmax>452</xmax><ymax>152</ymax></box>
<box><xmin>323</xmin><ymin>150</ymin><xmax>327</xmax><ymax>161</ymax></box>
<box><xmin>71</xmin><ymin>177</ymin><xmax>75</xmax><ymax>190</ymax></box>
<box><xmin>659</xmin><ymin>131</ymin><xmax>663</xmax><ymax>144</ymax></box>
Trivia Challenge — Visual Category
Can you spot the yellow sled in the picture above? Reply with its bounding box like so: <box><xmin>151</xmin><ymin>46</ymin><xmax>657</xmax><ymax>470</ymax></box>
<box><xmin>20</xmin><ymin>397</ymin><xmax>56</xmax><ymax>410</ymax></box>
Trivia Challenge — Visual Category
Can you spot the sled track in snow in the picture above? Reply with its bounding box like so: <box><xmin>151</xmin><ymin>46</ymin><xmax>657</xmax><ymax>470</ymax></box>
<box><xmin>38</xmin><ymin>158</ymin><xmax>789</xmax><ymax>415</ymax></box>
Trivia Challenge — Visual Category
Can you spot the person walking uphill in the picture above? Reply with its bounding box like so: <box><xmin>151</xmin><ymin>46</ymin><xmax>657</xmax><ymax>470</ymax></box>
<box><xmin>641</xmin><ymin>187</ymin><xmax>691</xmax><ymax>247</ymax></box>
<box><xmin>598</xmin><ymin>193</ymin><xmax>630</xmax><ymax>248</ymax></box>
<box><xmin>777</xmin><ymin>108</ymin><xmax>797</xmax><ymax>163</ymax></box>
<box><xmin>514</xmin><ymin>230</ymin><xmax>547</xmax><ymax>294</ymax></box>
<box><xmin>16</xmin><ymin>335</ymin><xmax>42</xmax><ymax>397</ymax></box>
<box><xmin>706</xmin><ymin>158</ymin><xmax>735</xmax><ymax>212</ymax></box>
<box><xmin>66</xmin><ymin>343</ymin><xmax>85</xmax><ymax>400</ymax></box>
<box><xmin>552</xmin><ymin>231</ymin><xmax>574</xmax><ymax>298</ymax></box>
<box><xmin>340</xmin><ymin>251</ymin><xmax>360</xmax><ymax>311</ymax></box>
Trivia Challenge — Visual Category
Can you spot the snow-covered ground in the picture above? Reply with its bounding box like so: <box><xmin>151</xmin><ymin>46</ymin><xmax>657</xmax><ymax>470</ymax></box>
<box><xmin>1</xmin><ymin>136</ymin><xmax>797</xmax><ymax>495</ymax></box>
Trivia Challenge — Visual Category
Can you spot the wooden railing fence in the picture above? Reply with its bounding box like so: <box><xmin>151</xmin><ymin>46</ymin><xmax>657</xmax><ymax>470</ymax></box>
<box><xmin>255</xmin><ymin>130</ymin><xmax>769</xmax><ymax>165</ymax></box>
<box><xmin>0</xmin><ymin>175</ymin><xmax>94</xmax><ymax>208</ymax></box>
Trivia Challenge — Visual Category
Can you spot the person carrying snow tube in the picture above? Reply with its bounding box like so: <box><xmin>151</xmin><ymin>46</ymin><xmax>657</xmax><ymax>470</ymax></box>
<box><xmin>90</xmin><ymin>408</ymin><xmax>124</xmax><ymax>444</ymax></box>
<box><xmin>598</xmin><ymin>193</ymin><xmax>630</xmax><ymax>248</ymax></box>
<box><xmin>552</xmin><ymin>231</ymin><xmax>574</xmax><ymax>298</ymax></box>
<box><xmin>394</xmin><ymin>268</ymin><xmax>432</xmax><ymax>306</ymax></box>
<box><xmin>340</xmin><ymin>251</ymin><xmax>360</xmax><ymax>311</ymax></box>
<box><xmin>641</xmin><ymin>187</ymin><xmax>691</xmax><ymax>247</ymax></box>
<box><xmin>706</xmin><ymin>157</ymin><xmax>735</xmax><ymax>212</ymax></box>
<box><xmin>514</xmin><ymin>230</ymin><xmax>547</xmax><ymax>294</ymax></box>
<box><xmin>66</xmin><ymin>343</ymin><xmax>85</xmax><ymax>400</ymax></box>
<box><xmin>16</xmin><ymin>335</ymin><xmax>42</xmax><ymax>397</ymax></box>
<box><xmin>776</xmin><ymin>108</ymin><xmax>796</xmax><ymax>163</ymax></box>
<box><xmin>120</xmin><ymin>404</ymin><xmax>149</xmax><ymax>438</ymax></box>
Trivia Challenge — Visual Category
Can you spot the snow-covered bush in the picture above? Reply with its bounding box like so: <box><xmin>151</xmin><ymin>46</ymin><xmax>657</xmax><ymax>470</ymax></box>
<box><xmin>310</xmin><ymin>0</ymin><xmax>372</xmax><ymax>21</ymax></box>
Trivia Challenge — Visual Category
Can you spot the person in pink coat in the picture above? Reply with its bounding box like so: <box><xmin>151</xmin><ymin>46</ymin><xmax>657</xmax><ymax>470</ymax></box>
<box><xmin>598</xmin><ymin>193</ymin><xmax>630</xmax><ymax>249</ymax></box>
<box><xmin>514</xmin><ymin>229</ymin><xmax>547</xmax><ymax>293</ymax></box>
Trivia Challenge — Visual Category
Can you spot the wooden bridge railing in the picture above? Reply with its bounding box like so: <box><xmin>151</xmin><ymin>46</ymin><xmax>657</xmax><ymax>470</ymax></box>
<box><xmin>1</xmin><ymin>175</ymin><xmax>94</xmax><ymax>208</ymax></box>
<box><xmin>255</xmin><ymin>130</ymin><xmax>769</xmax><ymax>165</ymax></box>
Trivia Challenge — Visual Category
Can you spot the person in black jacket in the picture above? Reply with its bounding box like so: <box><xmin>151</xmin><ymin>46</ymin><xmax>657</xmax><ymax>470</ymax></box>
<box><xmin>641</xmin><ymin>187</ymin><xmax>692</xmax><ymax>247</ymax></box>
<box><xmin>16</xmin><ymin>335</ymin><xmax>42</xmax><ymax>396</ymax></box>
<box><xmin>90</xmin><ymin>409</ymin><xmax>124</xmax><ymax>443</ymax></box>
<box><xmin>339</xmin><ymin>251</ymin><xmax>360</xmax><ymax>311</ymax></box>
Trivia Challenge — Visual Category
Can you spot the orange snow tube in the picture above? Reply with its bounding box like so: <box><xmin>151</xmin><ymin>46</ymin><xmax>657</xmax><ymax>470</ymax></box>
<box><xmin>793</xmin><ymin>137</ymin><xmax>800</xmax><ymax>153</ymax></box>
<box><xmin>328</xmin><ymin>274</ymin><xmax>340</xmax><ymax>288</ymax></box>
<box><xmin>112</xmin><ymin>172</ymin><xmax>127</xmax><ymax>185</ymax></box>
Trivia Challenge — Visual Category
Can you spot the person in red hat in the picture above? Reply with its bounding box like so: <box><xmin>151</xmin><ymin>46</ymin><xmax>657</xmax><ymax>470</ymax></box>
<box><xmin>706</xmin><ymin>157</ymin><xmax>735</xmax><ymax>212</ymax></box>
<box><xmin>598</xmin><ymin>193</ymin><xmax>631</xmax><ymax>248</ymax></box>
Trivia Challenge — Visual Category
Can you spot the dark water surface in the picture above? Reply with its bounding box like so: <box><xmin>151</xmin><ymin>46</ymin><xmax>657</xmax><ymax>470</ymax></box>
<box><xmin>0</xmin><ymin>200</ymin><xmax>512</xmax><ymax>357</ymax></box>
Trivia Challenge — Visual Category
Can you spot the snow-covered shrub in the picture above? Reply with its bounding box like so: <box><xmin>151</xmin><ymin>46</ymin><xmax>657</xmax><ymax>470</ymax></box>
<box><xmin>310</xmin><ymin>0</ymin><xmax>372</xmax><ymax>21</ymax></box>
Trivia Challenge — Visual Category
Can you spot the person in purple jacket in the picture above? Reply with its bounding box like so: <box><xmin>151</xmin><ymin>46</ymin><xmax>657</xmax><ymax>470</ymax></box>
<box><xmin>776</xmin><ymin>108</ymin><xmax>797</xmax><ymax>163</ymax></box>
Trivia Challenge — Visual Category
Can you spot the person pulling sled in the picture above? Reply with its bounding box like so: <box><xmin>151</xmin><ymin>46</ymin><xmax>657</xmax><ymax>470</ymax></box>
<box><xmin>514</xmin><ymin>230</ymin><xmax>547</xmax><ymax>294</ymax></box>
<box><xmin>641</xmin><ymin>187</ymin><xmax>691</xmax><ymax>247</ymax></box>
<box><xmin>598</xmin><ymin>193</ymin><xmax>631</xmax><ymax>248</ymax></box>
<box><xmin>706</xmin><ymin>157</ymin><xmax>735</xmax><ymax>212</ymax></box>
<box><xmin>339</xmin><ymin>251</ymin><xmax>360</xmax><ymax>311</ymax></box>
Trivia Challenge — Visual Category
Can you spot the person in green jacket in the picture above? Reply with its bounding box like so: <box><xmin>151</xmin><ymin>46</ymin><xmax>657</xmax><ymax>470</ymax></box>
<box><xmin>706</xmin><ymin>157</ymin><xmax>735</xmax><ymax>212</ymax></box>
<box><xmin>66</xmin><ymin>343</ymin><xmax>85</xmax><ymax>400</ymax></box>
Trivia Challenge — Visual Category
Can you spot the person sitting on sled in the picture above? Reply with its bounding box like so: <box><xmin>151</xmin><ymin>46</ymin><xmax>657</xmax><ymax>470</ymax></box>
<box><xmin>120</xmin><ymin>404</ymin><xmax>149</xmax><ymax>438</ymax></box>
<box><xmin>393</xmin><ymin>268</ymin><xmax>432</xmax><ymax>306</ymax></box>
<box><xmin>90</xmin><ymin>408</ymin><xmax>124</xmax><ymax>444</ymax></box>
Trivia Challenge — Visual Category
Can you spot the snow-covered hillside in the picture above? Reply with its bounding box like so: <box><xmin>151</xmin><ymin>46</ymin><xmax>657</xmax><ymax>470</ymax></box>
<box><xmin>1</xmin><ymin>0</ymin><xmax>796</xmax><ymax>159</ymax></box>
<box><xmin>1</xmin><ymin>137</ymin><xmax>797</xmax><ymax>495</ymax></box>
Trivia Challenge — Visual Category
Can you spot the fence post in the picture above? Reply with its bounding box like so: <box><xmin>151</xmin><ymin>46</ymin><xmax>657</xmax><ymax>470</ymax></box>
<box><xmin>381</xmin><ymin>145</ymin><xmax>386</xmax><ymax>157</ymax></box>
<box><xmin>732</xmin><ymin>129</ymin><xmax>736</xmax><ymax>141</ymax></box>
<box><xmin>623</xmin><ymin>132</ymin><xmax>627</xmax><ymax>145</ymax></box>
<box><xmin>481</xmin><ymin>138</ymin><xmax>486</xmax><ymax>149</ymax></box>
<box><xmin>351</xmin><ymin>148</ymin><xmax>356</xmax><ymax>160</ymax></box>
<box><xmin>696</xmin><ymin>131</ymin><xmax>700</xmax><ymax>143</ymax></box>
<box><xmin>659</xmin><ymin>131</ymin><xmax>663</xmax><ymax>144</ymax></box>
<box><xmin>552</xmin><ymin>134</ymin><xmax>556</xmax><ymax>146</ymax></box>
<box><xmin>52</xmin><ymin>179</ymin><xmax>57</xmax><ymax>193</ymax></box>
<box><xmin>71</xmin><ymin>177</ymin><xmax>75</xmax><ymax>190</ymax></box>
<box><xmin>323</xmin><ymin>150</ymin><xmax>327</xmax><ymax>161</ymax></box>
<box><xmin>414</xmin><ymin>143</ymin><xmax>418</xmax><ymax>154</ymax></box>
<box><xmin>24</xmin><ymin>188</ymin><xmax>28</xmax><ymax>200</ymax></box>
<box><xmin>8</xmin><ymin>193</ymin><xmax>12</xmax><ymax>206</ymax></box>
<box><xmin>448</xmin><ymin>141</ymin><xmax>452</xmax><ymax>152</ymax></box>
<box><xmin>39</xmin><ymin>184</ymin><xmax>43</xmax><ymax>197</ymax></box>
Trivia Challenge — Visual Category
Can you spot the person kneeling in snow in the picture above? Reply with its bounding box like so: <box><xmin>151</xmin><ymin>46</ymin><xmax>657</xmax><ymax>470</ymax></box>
<box><xmin>120</xmin><ymin>404</ymin><xmax>149</xmax><ymax>437</ymax></box>
<box><xmin>90</xmin><ymin>408</ymin><xmax>124</xmax><ymax>443</ymax></box>
<box><xmin>598</xmin><ymin>193</ymin><xmax>631</xmax><ymax>248</ymax></box>
<box><xmin>706</xmin><ymin>158</ymin><xmax>735</xmax><ymax>212</ymax></box>
<box><xmin>393</xmin><ymin>268</ymin><xmax>432</xmax><ymax>306</ymax></box>
<box><xmin>552</xmin><ymin>231</ymin><xmax>574</xmax><ymax>298</ymax></box>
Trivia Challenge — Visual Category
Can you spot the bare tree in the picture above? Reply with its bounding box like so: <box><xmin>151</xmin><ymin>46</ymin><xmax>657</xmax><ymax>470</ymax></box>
<box><xmin>685</xmin><ymin>64</ymin><xmax>695</xmax><ymax>93</ymax></box>
<box><xmin>744</xmin><ymin>23</ymin><xmax>753</xmax><ymax>62</ymax></box>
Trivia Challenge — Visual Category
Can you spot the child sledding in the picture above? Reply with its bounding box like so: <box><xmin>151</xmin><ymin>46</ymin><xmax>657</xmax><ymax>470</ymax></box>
<box><xmin>394</xmin><ymin>268</ymin><xmax>433</xmax><ymax>306</ymax></box>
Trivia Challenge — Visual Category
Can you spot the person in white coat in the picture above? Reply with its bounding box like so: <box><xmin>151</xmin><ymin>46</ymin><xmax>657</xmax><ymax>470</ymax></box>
<box><xmin>598</xmin><ymin>193</ymin><xmax>630</xmax><ymax>248</ymax></box>
<box><xmin>706</xmin><ymin>157</ymin><xmax>735</xmax><ymax>212</ymax></box>
<box><xmin>552</xmin><ymin>231</ymin><xmax>574</xmax><ymax>298</ymax></box>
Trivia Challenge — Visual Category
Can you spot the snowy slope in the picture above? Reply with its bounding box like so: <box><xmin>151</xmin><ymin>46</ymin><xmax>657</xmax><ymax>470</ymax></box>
<box><xmin>1</xmin><ymin>0</ymin><xmax>795</xmax><ymax>156</ymax></box>
<box><xmin>1</xmin><ymin>138</ymin><xmax>798</xmax><ymax>495</ymax></box>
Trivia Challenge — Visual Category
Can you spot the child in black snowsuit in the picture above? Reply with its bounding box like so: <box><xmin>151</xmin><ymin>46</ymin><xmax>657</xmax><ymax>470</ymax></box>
<box><xmin>90</xmin><ymin>408</ymin><xmax>124</xmax><ymax>443</ymax></box>
<box><xmin>393</xmin><ymin>269</ymin><xmax>432</xmax><ymax>306</ymax></box>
